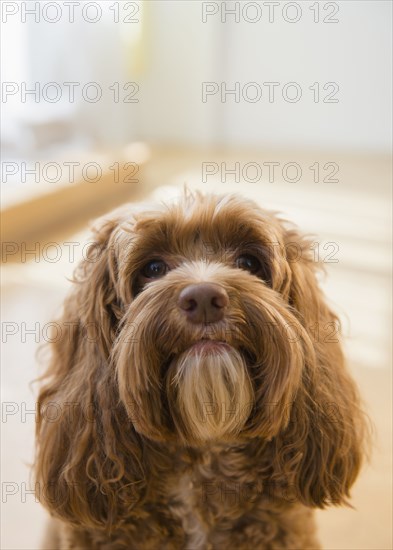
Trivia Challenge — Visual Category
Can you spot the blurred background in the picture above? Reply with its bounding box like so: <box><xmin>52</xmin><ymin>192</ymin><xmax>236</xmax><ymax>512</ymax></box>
<box><xmin>1</xmin><ymin>1</ymin><xmax>392</xmax><ymax>548</ymax></box>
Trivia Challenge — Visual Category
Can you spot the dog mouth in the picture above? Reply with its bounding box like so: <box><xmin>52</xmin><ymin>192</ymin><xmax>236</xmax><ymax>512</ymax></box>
<box><xmin>161</xmin><ymin>323</ymin><xmax>258</xmax><ymax>372</ymax></box>
<box><xmin>188</xmin><ymin>339</ymin><xmax>231</xmax><ymax>354</ymax></box>
<box><xmin>169</xmin><ymin>335</ymin><xmax>256</xmax><ymax>366</ymax></box>
<box><xmin>187</xmin><ymin>339</ymin><xmax>257</xmax><ymax>367</ymax></box>
<box><xmin>164</xmin><ymin>335</ymin><xmax>255</xmax><ymax>444</ymax></box>
<box><xmin>160</xmin><ymin>339</ymin><xmax>240</xmax><ymax>387</ymax></box>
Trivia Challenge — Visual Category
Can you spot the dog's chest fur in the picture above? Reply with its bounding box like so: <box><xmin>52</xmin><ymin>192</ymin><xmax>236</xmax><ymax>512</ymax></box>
<box><xmin>158</xmin><ymin>442</ymin><xmax>319</xmax><ymax>550</ymax></box>
<box><xmin>165</xmin><ymin>443</ymin><xmax>277</xmax><ymax>549</ymax></box>
<box><xmin>169</xmin><ymin>471</ymin><xmax>208</xmax><ymax>549</ymax></box>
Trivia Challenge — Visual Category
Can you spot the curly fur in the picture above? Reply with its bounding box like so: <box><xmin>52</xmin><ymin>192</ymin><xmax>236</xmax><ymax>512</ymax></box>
<box><xmin>35</xmin><ymin>191</ymin><xmax>366</xmax><ymax>549</ymax></box>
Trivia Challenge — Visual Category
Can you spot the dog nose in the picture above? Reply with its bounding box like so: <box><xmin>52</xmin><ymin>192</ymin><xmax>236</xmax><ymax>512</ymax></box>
<box><xmin>178</xmin><ymin>283</ymin><xmax>229</xmax><ymax>324</ymax></box>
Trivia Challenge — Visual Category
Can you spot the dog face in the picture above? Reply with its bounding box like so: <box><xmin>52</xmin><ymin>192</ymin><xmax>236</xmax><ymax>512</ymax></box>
<box><xmin>113</xmin><ymin>192</ymin><xmax>313</xmax><ymax>445</ymax></box>
<box><xmin>36</xmin><ymin>191</ymin><xmax>365</xmax><ymax>528</ymax></box>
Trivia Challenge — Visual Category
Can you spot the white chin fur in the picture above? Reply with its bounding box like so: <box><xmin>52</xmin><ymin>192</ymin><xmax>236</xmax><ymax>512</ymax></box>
<box><xmin>168</xmin><ymin>345</ymin><xmax>254</xmax><ymax>443</ymax></box>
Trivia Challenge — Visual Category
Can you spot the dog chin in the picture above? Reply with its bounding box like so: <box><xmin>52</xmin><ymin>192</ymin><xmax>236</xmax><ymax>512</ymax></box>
<box><xmin>166</xmin><ymin>341</ymin><xmax>254</xmax><ymax>445</ymax></box>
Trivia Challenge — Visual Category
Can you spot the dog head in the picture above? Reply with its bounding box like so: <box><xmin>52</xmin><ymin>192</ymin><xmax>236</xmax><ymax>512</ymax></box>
<box><xmin>113</xmin><ymin>192</ymin><xmax>314</xmax><ymax>445</ymax></box>
<box><xmin>36</xmin><ymin>190</ymin><xmax>366</xmax><ymax>527</ymax></box>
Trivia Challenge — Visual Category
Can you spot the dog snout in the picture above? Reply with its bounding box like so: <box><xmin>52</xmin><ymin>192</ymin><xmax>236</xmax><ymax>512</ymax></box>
<box><xmin>178</xmin><ymin>283</ymin><xmax>229</xmax><ymax>324</ymax></box>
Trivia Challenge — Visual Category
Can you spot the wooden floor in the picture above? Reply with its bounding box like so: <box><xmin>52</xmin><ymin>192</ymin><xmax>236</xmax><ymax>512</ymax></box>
<box><xmin>1</xmin><ymin>147</ymin><xmax>391</xmax><ymax>549</ymax></box>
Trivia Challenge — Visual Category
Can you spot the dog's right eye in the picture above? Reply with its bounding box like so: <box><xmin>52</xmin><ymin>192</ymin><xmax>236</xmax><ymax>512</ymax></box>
<box><xmin>235</xmin><ymin>253</ymin><xmax>272</xmax><ymax>284</ymax></box>
<box><xmin>141</xmin><ymin>260</ymin><xmax>168</xmax><ymax>279</ymax></box>
<box><xmin>236</xmin><ymin>254</ymin><xmax>262</xmax><ymax>275</ymax></box>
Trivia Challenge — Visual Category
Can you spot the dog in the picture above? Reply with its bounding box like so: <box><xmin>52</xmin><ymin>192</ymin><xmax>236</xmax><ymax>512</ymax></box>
<box><xmin>36</xmin><ymin>190</ymin><xmax>366</xmax><ymax>549</ymax></box>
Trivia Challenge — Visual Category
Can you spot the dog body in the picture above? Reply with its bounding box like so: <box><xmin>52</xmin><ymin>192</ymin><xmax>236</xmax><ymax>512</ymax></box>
<box><xmin>44</xmin><ymin>442</ymin><xmax>319</xmax><ymax>549</ymax></box>
<box><xmin>36</xmin><ymin>192</ymin><xmax>365</xmax><ymax>549</ymax></box>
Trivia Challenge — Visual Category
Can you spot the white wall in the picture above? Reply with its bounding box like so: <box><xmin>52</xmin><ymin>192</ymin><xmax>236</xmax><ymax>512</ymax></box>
<box><xmin>135</xmin><ymin>0</ymin><xmax>392</xmax><ymax>152</ymax></box>
<box><xmin>2</xmin><ymin>1</ymin><xmax>391</xmax><ymax>154</ymax></box>
<box><xmin>133</xmin><ymin>1</ymin><xmax>224</xmax><ymax>146</ymax></box>
<box><xmin>219</xmin><ymin>0</ymin><xmax>392</xmax><ymax>151</ymax></box>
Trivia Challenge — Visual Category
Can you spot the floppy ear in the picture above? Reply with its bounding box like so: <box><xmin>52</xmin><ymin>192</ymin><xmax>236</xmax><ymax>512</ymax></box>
<box><xmin>35</xmin><ymin>212</ymin><xmax>146</xmax><ymax>530</ymax></box>
<box><xmin>271</xmin><ymin>228</ymin><xmax>367</xmax><ymax>508</ymax></box>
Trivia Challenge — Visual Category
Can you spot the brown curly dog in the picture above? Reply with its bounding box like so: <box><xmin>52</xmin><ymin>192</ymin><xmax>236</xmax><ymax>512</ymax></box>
<box><xmin>36</xmin><ymin>191</ymin><xmax>366</xmax><ymax>549</ymax></box>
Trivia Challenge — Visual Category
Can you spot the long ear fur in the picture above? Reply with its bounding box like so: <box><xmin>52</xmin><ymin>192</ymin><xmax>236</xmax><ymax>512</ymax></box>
<box><xmin>270</xmin><ymin>228</ymin><xmax>367</xmax><ymax>508</ymax></box>
<box><xmin>35</xmin><ymin>214</ymin><xmax>146</xmax><ymax>530</ymax></box>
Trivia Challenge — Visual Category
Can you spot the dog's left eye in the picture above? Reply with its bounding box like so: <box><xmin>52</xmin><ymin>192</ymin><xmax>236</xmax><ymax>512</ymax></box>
<box><xmin>141</xmin><ymin>260</ymin><xmax>168</xmax><ymax>279</ymax></box>
<box><xmin>236</xmin><ymin>254</ymin><xmax>262</xmax><ymax>275</ymax></box>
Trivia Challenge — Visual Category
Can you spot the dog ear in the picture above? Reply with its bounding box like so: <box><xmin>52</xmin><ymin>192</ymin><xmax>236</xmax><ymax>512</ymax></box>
<box><xmin>271</xmin><ymin>228</ymin><xmax>367</xmax><ymax>508</ymax></box>
<box><xmin>35</xmin><ymin>211</ymin><xmax>146</xmax><ymax>530</ymax></box>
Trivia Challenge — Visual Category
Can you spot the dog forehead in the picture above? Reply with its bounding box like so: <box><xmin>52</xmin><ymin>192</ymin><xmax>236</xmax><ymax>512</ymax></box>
<box><xmin>116</xmin><ymin>195</ymin><xmax>287</xmax><ymax>267</ymax></box>
<box><xmin>131</xmin><ymin>193</ymin><xmax>276</xmax><ymax>240</ymax></box>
